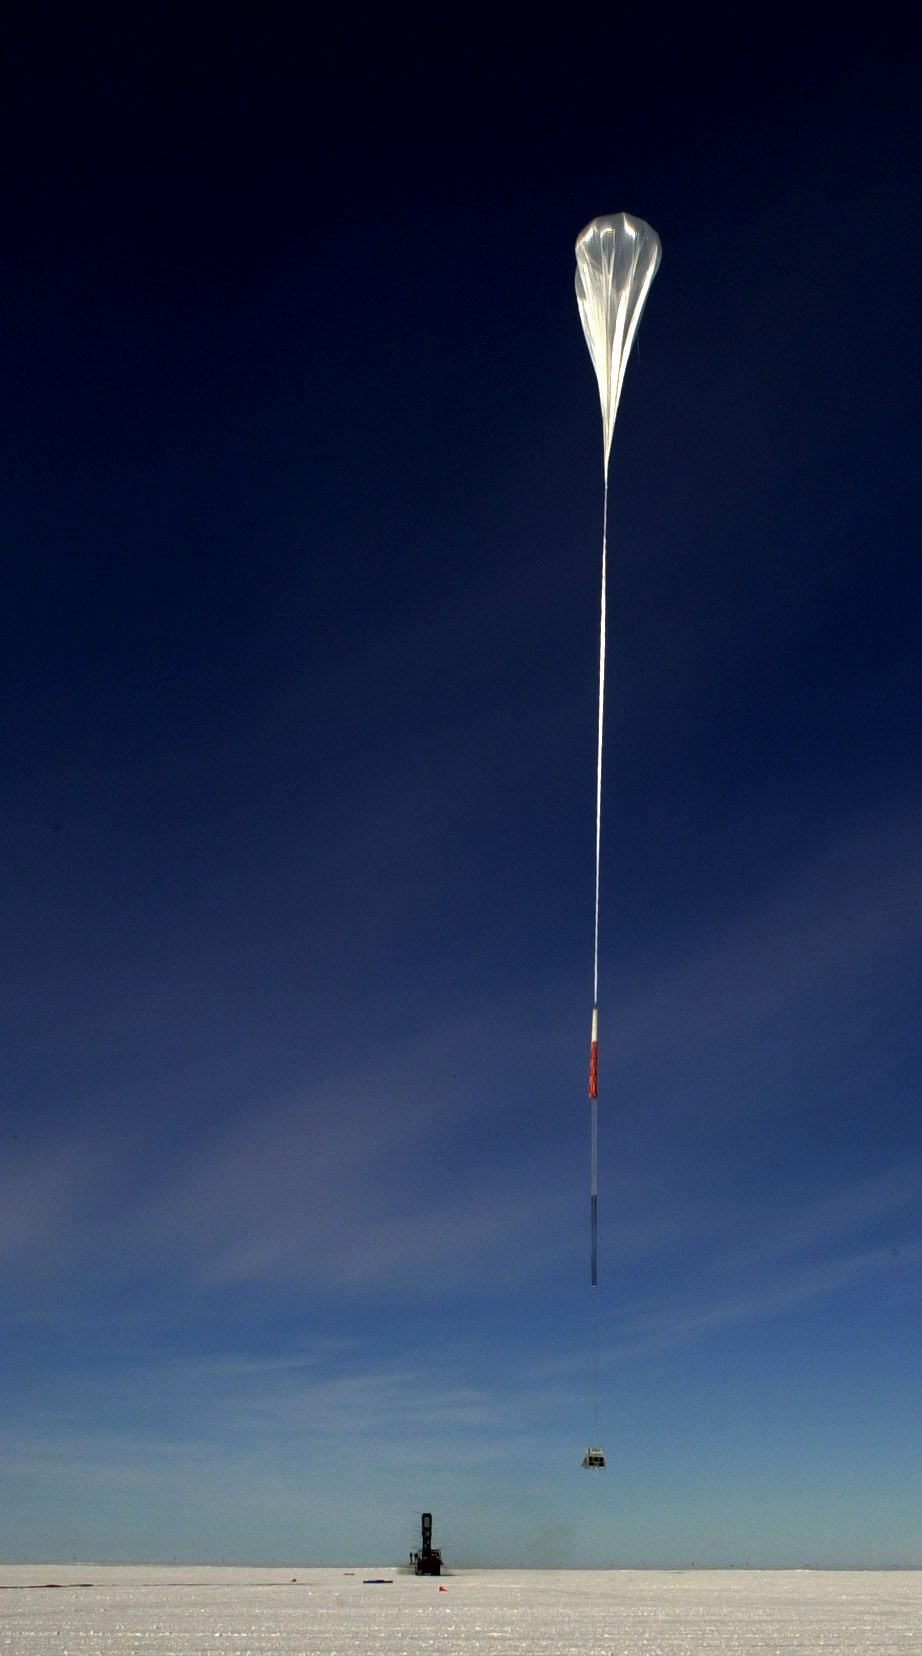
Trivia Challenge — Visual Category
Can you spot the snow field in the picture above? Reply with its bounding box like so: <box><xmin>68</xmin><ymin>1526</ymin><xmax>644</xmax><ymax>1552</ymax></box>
<box><xmin>1</xmin><ymin>1565</ymin><xmax>920</xmax><ymax>1654</ymax></box>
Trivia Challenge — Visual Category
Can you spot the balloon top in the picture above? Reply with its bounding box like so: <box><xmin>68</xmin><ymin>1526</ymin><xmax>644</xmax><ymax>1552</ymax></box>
<box><xmin>575</xmin><ymin>210</ymin><xmax>660</xmax><ymax>254</ymax></box>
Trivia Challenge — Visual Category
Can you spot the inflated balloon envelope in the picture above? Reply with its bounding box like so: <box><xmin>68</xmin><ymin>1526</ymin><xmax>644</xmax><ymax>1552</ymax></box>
<box><xmin>575</xmin><ymin>213</ymin><xmax>662</xmax><ymax>472</ymax></box>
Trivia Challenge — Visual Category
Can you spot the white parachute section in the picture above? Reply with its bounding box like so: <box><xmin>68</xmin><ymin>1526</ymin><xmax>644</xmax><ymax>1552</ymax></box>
<box><xmin>575</xmin><ymin>212</ymin><xmax>661</xmax><ymax>1469</ymax></box>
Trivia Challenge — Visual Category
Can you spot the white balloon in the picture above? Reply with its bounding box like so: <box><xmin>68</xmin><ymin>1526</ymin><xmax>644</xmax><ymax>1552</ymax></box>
<box><xmin>575</xmin><ymin>213</ymin><xmax>661</xmax><ymax>473</ymax></box>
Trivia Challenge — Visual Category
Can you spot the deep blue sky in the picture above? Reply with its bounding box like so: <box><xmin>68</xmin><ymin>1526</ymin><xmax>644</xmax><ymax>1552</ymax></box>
<box><xmin>2</xmin><ymin>12</ymin><xmax>921</xmax><ymax>1565</ymax></box>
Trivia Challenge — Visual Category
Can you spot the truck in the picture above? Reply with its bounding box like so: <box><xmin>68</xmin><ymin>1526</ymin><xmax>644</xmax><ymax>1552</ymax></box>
<box><xmin>410</xmin><ymin>1511</ymin><xmax>443</xmax><ymax>1576</ymax></box>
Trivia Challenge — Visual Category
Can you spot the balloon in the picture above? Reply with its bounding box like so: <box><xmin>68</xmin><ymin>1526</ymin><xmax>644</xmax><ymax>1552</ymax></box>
<box><xmin>575</xmin><ymin>213</ymin><xmax>662</xmax><ymax>475</ymax></box>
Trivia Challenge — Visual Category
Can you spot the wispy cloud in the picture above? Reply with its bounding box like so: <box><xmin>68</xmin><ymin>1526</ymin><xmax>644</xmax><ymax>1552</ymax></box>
<box><xmin>117</xmin><ymin>995</ymin><xmax>578</xmax><ymax>1299</ymax></box>
<box><xmin>4</xmin><ymin>792</ymin><xmax>919</xmax><ymax>1358</ymax></box>
<box><xmin>0</xmin><ymin>1131</ymin><xmax>118</xmax><ymax>1275</ymax></box>
<box><xmin>0</xmin><ymin>1334</ymin><xmax>547</xmax><ymax>1478</ymax></box>
<box><xmin>602</xmin><ymin>1239</ymin><xmax>922</xmax><ymax>1366</ymax></box>
<box><xmin>612</xmin><ymin>795</ymin><xmax>922</xmax><ymax>1105</ymax></box>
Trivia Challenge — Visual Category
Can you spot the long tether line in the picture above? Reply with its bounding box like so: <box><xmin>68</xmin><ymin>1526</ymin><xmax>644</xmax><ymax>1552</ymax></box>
<box><xmin>593</xmin><ymin>476</ymin><xmax>608</xmax><ymax>1011</ymax></box>
<box><xmin>588</xmin><ymin>472</ymin><xmax>608</xmax><ymax>1445</ymax></box>
<box><xmin>591</xmin><ymin>1280</ymin><xmax>600</xmax><ymax>1440</ymax></box>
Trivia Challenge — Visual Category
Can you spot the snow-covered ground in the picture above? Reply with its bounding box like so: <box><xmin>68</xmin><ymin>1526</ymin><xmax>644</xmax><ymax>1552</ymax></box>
<box><xmin>1</xmin><ymin>1564</ymin><xmax>920</xmax><ymax>1653</ymax></box>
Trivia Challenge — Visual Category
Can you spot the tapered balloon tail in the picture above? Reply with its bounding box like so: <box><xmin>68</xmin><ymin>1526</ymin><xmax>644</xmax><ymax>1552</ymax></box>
<box><xmin>588</xmin><ymin>1006</ymin><xmax>598</xmax><ymax>1098</ymax></box>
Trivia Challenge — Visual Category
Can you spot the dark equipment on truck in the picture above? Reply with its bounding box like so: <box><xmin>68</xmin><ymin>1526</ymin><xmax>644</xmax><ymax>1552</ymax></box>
<box><xmin>410</xmin><ymin>1511</ymin><xmax>443</xmax><ymax>1576</ymax></box>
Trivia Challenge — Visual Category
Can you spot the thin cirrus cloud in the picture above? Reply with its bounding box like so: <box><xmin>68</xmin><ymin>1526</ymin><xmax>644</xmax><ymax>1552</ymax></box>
<box><xmin>602</xmin><ymin>1240</ymin><xmax>922</xmax><ymax>1369</ymax></box>
<box><xmin>611</xmin><ymin>794</ymin><xmax>922</xmax><ymax>1107</ymax></box>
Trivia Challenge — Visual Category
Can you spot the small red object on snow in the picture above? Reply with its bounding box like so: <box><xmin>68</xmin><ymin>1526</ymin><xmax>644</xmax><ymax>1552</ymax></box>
<box><xmin>439</xmin><ymin>1585</ymin><xmax>447</xmax><ymax>1591</ymax></box>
